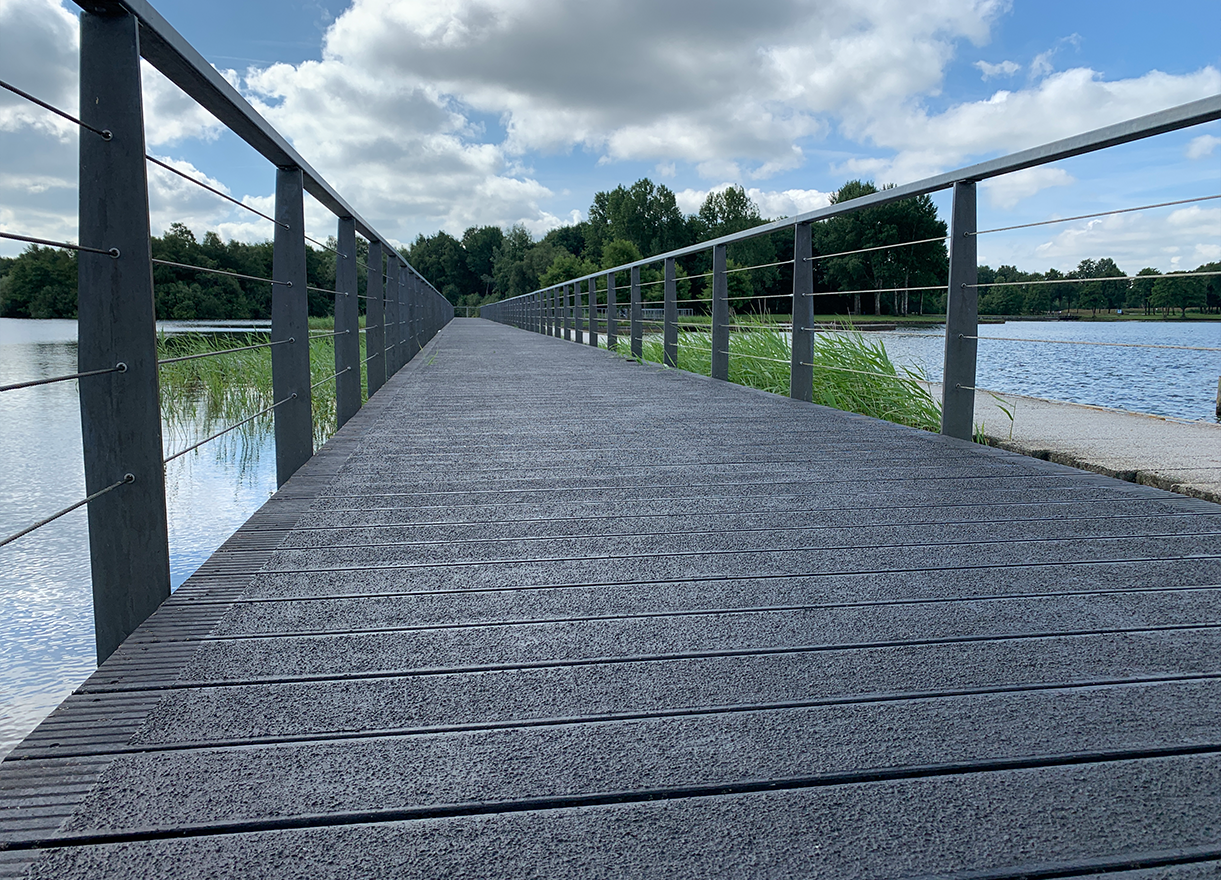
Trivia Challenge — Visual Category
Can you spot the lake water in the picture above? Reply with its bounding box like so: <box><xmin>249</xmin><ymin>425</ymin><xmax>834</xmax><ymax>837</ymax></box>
<box><xmin>0</xmin><ymin>319</ymin><xmax>276</xmax><ymax>757</ymax></box>
<box><xmin>0</xmin><ymin>316</ymin><xmax>1218</xmax><ymax>757</ymax></box>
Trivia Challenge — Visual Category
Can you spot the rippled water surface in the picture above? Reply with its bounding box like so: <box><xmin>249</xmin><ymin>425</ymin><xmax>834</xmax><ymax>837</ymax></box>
<box><xmin>874</xmin><ymin>320</ymin><xmax>1220</xmax><ymax>422</ymax></box>
<box><xmin>1</xmin><ymin>316</ymin><xmax>1218</xmax><ymax>756</ymax></box>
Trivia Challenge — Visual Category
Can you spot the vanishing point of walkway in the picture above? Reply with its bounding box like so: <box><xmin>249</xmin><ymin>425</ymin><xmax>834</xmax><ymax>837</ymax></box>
<box><xmin>2</xmin><ymin>318</ymin><xmax>1219</xmax><ymax>877</ymax></box>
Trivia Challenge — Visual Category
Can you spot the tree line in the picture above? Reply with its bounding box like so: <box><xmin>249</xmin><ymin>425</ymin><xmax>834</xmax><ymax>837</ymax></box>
<box><xmin>2</xmin><ymin>179</ymin><xmax>1217</xmax><ymax>319</ymax></box>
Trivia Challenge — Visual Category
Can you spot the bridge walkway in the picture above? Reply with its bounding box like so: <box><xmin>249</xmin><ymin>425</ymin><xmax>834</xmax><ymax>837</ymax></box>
<box><xmin>2</xmin><ymin>318</ymin><xmax>1219</xmax><ymax>877</ymax></box>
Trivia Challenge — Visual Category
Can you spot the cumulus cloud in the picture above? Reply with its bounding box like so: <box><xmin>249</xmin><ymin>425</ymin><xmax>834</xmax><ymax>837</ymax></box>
<box><xmin>674</xmin><ymin>184</ymin><xmax>832</xmax><ymax>218</ymax></box>
<box><xmin>1025</xmin><ymin>205</ymin><xmax>1221</xmax><ymax>273</ymax></box>
<box><xmin>975</xmin><ymin>59</ymin><xmax>1020</xmax><ymax>80</ymax></box>
<box><xmin>841</xmin><ymin>65</ymin><xmax>1221</xmax><ymax>185</ymax></box>
<box><xmin>3</xmin><ymin>0</ymin><xmax>1217</xmax><ymax>268</ymax></box>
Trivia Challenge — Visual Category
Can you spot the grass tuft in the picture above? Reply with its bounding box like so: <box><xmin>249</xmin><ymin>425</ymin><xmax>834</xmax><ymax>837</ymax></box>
<box><xmin>635</xmin><ymin>321</ymin><xmax>941</xmax><ymax>431</ymax></box>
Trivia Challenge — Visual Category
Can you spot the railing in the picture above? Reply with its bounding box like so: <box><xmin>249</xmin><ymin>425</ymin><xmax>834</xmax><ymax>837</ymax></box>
<box><xmin>0</xmin><ymin>0</ymin><xmax>453</xmax><ymax>662</ymax></box>
<box><xmin>483</xmin><ymin>97</ymin><xmax>1221</xmax><ymax>439</ymax></box>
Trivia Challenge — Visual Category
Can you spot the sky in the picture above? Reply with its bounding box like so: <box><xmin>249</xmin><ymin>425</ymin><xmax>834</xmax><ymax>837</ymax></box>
<box><xmin>0</xmin><ymin>0</ymin><xmax>1218</xmax><ymax>274</ymax></box>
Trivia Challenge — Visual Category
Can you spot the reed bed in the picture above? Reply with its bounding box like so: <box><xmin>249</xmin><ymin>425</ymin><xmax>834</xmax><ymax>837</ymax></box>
<box><xmin>635</xmin><ymin>322</ymin><xmax>941</xmax><ymax>431</ymax></box>
<box><xmin>158</xmin><ymin>322</ymin><xmax>363</xmax><ymax>452</ymax></box>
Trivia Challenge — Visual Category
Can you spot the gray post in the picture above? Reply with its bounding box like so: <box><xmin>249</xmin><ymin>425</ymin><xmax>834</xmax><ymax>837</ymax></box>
<box><xmin>335</xmin><ymin>217</ymin><xmax>360</xmax><ymax>426</ymax></box>
<box><xmin>397</xmin><ymin>264</ymin><xmax>407</xmax><ymax>363</ymax></box>
<box><xmin>790</xmin><ymin>222</ymin><xmax>814</xmax><ymax>402</ymax></box>
<box><xmin>574</xmin><ymin>281</ymin><xmax>584</xmax><ymax>344</ymax></box>
<box><xmin>663</xmin><ymin>257</ymin><xmax>678</xmax><ymax>367</ymax></box>
<box><xmin>366</xmin><ymin>241</ymin><xmax>385</xmax><ymax>395</ymax></box>
<box><xmin>940</xmin><ymin>180</ymin><xmax>979</xmax><ymax>440</ymax></box>
<box><xmin>549</xmin><ymin>288</ymin><xmax>557</xmax><ymax>337</ymax></box>
<box><xmin>630</xmin><ymin>265</ymin><xmax>642</xmax><ymax>358</ymax></box>
<box><xmin>405</xmin><ymin>272</ymin><xmax>418</xmax><ymax>362</ymax></box>
<box><xmin>78</xmin><ymin>8</ymin><xmax>170</xmax><ymax>662</ymax></box>
<box><xmin>588</xmin><ymin>279</ymin><xmax>598</xmax><ymax>347</ymax></box>
<box><xmin>606</xmin><ymin>272</ymin><xmax>618</xmax><ymax>351</ymax></box>
<box><xmin>272</xmin><ymin>166</ymin><xmax>313</xmax><ymax>486</ymax></box>
<box><xmin>711</xmin><ymin>243</ymin><xmax>729</xmax><ymax>380</ymax></box>
<box><xmin>384</xmin><ymin>259</ymin><xmax>400</xmax><ymax>375</ymax></box>
<box><xmin>563</xmin><ymin>285</ymin><xmax>572</xmax><ymax>340</ymax></box>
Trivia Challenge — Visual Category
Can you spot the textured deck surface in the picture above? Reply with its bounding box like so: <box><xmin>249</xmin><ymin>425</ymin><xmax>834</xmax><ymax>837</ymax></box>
<box><xmin>2</xmin><ymin>318</ymin><xmax>1220</xmax><ymax>879</ymax></box>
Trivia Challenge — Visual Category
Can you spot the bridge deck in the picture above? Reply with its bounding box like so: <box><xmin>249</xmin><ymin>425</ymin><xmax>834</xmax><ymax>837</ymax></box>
<box><xmin>2</xmin><ymin>318</ymin><xmax>1219</xmax><ymax>878</ymax></box>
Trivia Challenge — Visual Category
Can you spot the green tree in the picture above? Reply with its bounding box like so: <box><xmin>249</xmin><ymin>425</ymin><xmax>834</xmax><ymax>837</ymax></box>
<box><xmin>1</xmin><ymin>245</ymin><xmax>77</xmax><ymax>318</ymax></box>
<box><xmin>1128</xmin><ymin>268</ymin><xmax>1159</xmax><ymax>314</ymax></box>
<box><xmin>586</xmin><ymin>178</ymin><xmax>690</xmax><ymax>264</ymax></box>
<box><xmin>408</xmin><ymin>230</ymin><xmax>476</xmax><ymax>304</ymax></box>
<box><xmin>461</xmin><ymin>225</ymin><xmax>504</xmax><ymax>298</ymax></box>
<box><xmin>695</xmin><ymin>186</ymin><xmax>777</xmax><ymax>311</ymax></box>
<box><xmin>814</xmin><ymin>180</ymin><xmax>948</xmax><ymax>316</ymax></box>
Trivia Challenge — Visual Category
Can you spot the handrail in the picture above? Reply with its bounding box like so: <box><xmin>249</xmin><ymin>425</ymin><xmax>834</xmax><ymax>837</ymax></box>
<box><xmin>483</xmin><ymin>94</ymin><xmax>1221</xmax><ymax>445</ymax></box>
<box><xmin>2</xmin><ymin>0</ymin><xmax>456</xmax><ymax>669</ymax></box>
<box><xmin>490</xmin><ymin>95</ymin><xmax>1221</xmax><ymax>288</ymax></box>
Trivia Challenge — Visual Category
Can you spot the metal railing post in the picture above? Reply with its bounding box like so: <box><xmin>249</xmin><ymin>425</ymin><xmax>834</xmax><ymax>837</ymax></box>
<box><xmin>272</xmin><ymin>166</ymin><xmax>312</xmax><ymax>486</ymax></box>
<box><xmin>335</xmin><ymin>217</ymin><xmax>360</xmax><ymax>426</ymax></box>
<box><xmin>941</xmin><ymin>181</ymin><xmax>979</xmax><ymax>440</ymax></box>
<box><xmin>790</xmin><ymin>222</ymin><xmax>814</xmax><ymax>402</ymax></box>
<box><xmin>78</xmin><ymin>7</ymin><xmax>170</xmax><ymax>662</ymax></box>
<box><xmin>588</xmin><ymin>279</ymin><xmax>598</xmax><ymax>347</ymax></box>
<box><xmin>405</xmin><ymin>272</ymin><xmax>418</xmax><ymax>361</ymax></box>
<box><xmin>630</xmin><ymin>265</ymin><xmax>642</xmax><ymax>358</ymax></box>
<box><xmin>384</xmin><ymin>260</ymin><xmax>400</xmax><ymax>375</ymax></box>
<box><xmin>573</xmin><ymin>281</ymin><xmax>584</xmax><ymax>343</ymax></box>
<box><xmin>549</xmin><ymin>288</ymin><xmax>557</xmax><ymax>337</ymax></box>
<box><xmin>564</xmin><ymin>285</ymin><xmax>572</xmax><ymax>340</ymax></box>
<box><xmin>711</xmin><ymin>243</ymin><xmax>729</xmax><ymax>380</ymax></box>
<box><xmin>366</xmin><ymin>241</ymin><xmax>385</xmax><ymax>395</ymax></box>
<box><xmin>397</xmin><ymin>264</ymin><xmax>407</xmax><ymax>363</ymax></box>
<box><xmin>664</xmin><ymin>257</ymin><xmax>678</xmax><ymax>367</ymax></box>
<box><xmin>606</xmin><ymin>272</ymin><xmax>618</xmax><ymax>351</ymax></box>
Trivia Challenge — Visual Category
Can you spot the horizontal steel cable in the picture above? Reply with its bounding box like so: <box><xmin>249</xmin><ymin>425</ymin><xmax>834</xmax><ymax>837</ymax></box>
<box><xmin>973</xmin><ymin>194</ymin><xmax>1221</xmax><ymax>236</ymax></box>
<box><xmin>720</xmin><ymin>351</ymin><xmax>790</xmax><ymax>364</ymax></box>
<box><xmin>151</xmin><ymin>258</ymin><xmax>290</xmax><ymax>286</ymax></box>
<box><xmin>971</xmin><ymin>270</ymin><xmax>1221</xmax><ymax>289</ymax></box>
<box><xmin>0</xmin><ymin>231</ymin><xmax>117</xmax><ymax>257</ymax></box>
<box><xmin>164</xmin><ymin>393</ymin><xmax>296</xmax><ymax>463</ymax></box>
<box><xmin>310</xmin><ymin>366</ymin><xmax>352</xmax><ymax>391</ymax></box>
<box><xmin>725</xmin><ymin>259</ymin><xmax>795</xmax><ymax>274</ymax></box>
<box><xmin>963</xmin><ymin>334</ymin><xmax>1221</xmax><ymax>353</ymax></box>
<box><xmin>800</xmin><ymin>362</ymin><xmax>933</xmax><ymax>383</ymax></box>
<box><xmin>362</xmin><ymin>351</ymin><xmax>381</xmax><ymax>363</ymax></box>
<box><xmin>308</xmin><ymin>329</ymin><xmax>351</xmax><ymax>340</ymax></box>
<box><xmin>806</xmin><ymin>283</ymin><xmax>947</xmax><ymax>297</ymax></box>
<box><xmin>804</xmin><ymin>236</ymin><xmax>948</xmax><ymax>263</ymax></box>
<box><xmin>304</xmin><ymin>235</ymin><xmax>345</xmax><ymax>257</ymax></box>
<box><xmin>307</xmin><ymin>285</ymin><xmax>348</xmax><ymax>296</ymax></box>
<box><xmin>0</xmin><ymin>363</ymin><xmax>126</xmax><ymax>393</ymax></box>
<box><xmin>157</xmin><ymin>337</ymin><xmax>292</xmax><ymax>366</ymax></box>
<box><xmin>0</xmin><ymin>474</ymin><xmax>133</xmax><ymax>550</ymax></box>
<box><xmin>145</xmin><ymin>156</ymin><xmax>284</xmax><ymax>227</ymax></box>
<box><xmin>0</xmin><ymin>78</ymin><xmax>111</xmax><ymax>140</ymax></box>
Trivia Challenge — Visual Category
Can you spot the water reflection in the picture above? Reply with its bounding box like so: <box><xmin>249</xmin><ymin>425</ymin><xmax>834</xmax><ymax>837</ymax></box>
<box><xmin>0</xmin><ymin>318</ymin><xmax>277</xmax><ymax>757</ymax></box>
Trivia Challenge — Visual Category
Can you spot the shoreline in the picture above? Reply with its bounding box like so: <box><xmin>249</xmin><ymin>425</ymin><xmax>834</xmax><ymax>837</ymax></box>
<box><xmin>963</xmin><ymin>387</ymin><xmax>1221</xmax><ymax>505</ymax></box>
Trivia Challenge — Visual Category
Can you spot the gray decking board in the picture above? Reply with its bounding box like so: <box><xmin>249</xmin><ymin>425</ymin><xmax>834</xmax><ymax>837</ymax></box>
<box><xmin>1</xmin><ymin>319</ymin><xmax>1218</xmax><ymax>878</ymax></box>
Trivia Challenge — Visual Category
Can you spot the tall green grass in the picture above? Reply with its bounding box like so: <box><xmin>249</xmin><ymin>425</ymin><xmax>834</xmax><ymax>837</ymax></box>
<box><xmin>636</xmin><ymin>322</ymin><xmax>940</xmax><ymax>431</ymax></box>
<box><xmin>158</xmin><ymin>323</ymin><xmax>364</xmax><ymax>451</ymax></box>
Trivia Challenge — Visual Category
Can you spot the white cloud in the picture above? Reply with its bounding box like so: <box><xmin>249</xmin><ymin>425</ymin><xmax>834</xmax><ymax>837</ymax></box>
<box><xmin>981</xmin><ymin>166</ymin><xmax>1075</xmax><ymax>209</ymax></box>
<box><xmin>1025</xmin><ymin>205</ymin><xmax>1221</xmax><ymax>273</ymax></box>
<box><xmin>975</xmin><ymin>59</ymin><xmax>1020</xmax><ymax>80</ymax></box>
<box><xmin>843</xmin><ymin>65</ymin><xmax>1221</xmax><ymax>185</ymax></box>
<box><xmin>1186</xmin><ymin>134</ymin><xmax>1221</xmax><ymax>159</ymax></box>
<box><xmin>674</xmin><ymin>184</ymin><xmax>832</xmax><ymax>218</ymax></box>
